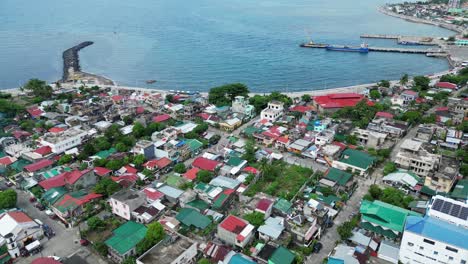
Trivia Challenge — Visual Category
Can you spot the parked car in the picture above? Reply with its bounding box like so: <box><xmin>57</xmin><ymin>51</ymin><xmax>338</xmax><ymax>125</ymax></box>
<box><xmin>80</xmin><ymin>239</ymin><xmax>89</xmax><ymax>246</ymax></box>
<box><xmin>34</xmin><ymin>203</ymin><xmax>45</xmax><ymax>211</ymax></box>
<box><xmin>29</xmin><ymin>197</ymin><xmax>37</xmax><ymax>203</ymax></box>
<box><xmin>313</xmin><ymin>242</ymin><xmax>323</xmax><ymax>253</ymax></box>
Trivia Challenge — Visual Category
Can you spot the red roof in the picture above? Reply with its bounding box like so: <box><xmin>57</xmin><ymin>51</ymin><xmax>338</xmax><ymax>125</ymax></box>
<box><xmin>143</xmin><ymin>187</ymin><xmax>164</xmax><ymax>201</ymax></box>
<box><xmin>332</xmin><ymin>141</ymin><xmax>347</xmax><ymax>150</ymax></box>
<box><xmin>220</xmin><ymin>215</ymin><xmax>247</xmax><ymax>234</ymax></box>
<box><xmin>34</xmin><ymin>146</ymin><xmax>52</xmax><ymax>156</ymax></box>
<box><xmin>183</xmin><ymin>167</ymin><xmax>200</xmax><ymax>181</ymax></box>
<box><xmin>276</xmin><ymin>136</ymin><xmax>290</xmax><ymax>144</ymax></box>
<box><xmin>12</xmin><ymin>130</ymin><xmax>31</xmax><ymax>140</ymax></box>
<box><xmin>111</xmin><ymin>173</ymin><xmax>138</xmax><ymax>183</ymax></box>
<box><xmin>31</xmin><ymin>257</ymin><xmax>62</xmax><ymax>264</ymax></box>
<box><xmin>243</xmin><ymin>166</ymin><xmax>259</xmax><ymax>175</ymax></box>
<box><xmin>0</xmin><ymin>156</ymin><xmax>15</xmax><ymax>166</ymax></box>
<box><xmin>436</xmin><ymin>107</ymin><xmax>449</xmax><ymax>112</ymax></box>
<box><xmin>136</xmin><ymin>107</ymin><xmax>145</xmax><ymax>114</ymax></box>
<box><xmin>197</xmin><ymin>113</ymin><xmax>210</xmax><ymax>120</ymax></box>
<box><xmin>290</xmin><ymin>105</ymin><xmax>312</xmax><ymax>113</ymax></box>
<box><xmin>124</xmin><ymin>165</ymin><xmax>138</xmax><ymax>174</ymax></box>
<box><xmin>153</xmin><ymin>114</ymin><xmax>171</xmax><ymax>123</ymax></box>
<box><xmin>143</xmin><ymin>157</ymin><xmax>172</xmax><ymax>169</ymax></box>
<box><xmin>402</xmin><ymin>90</ymin><xmax>418</xmax><ymax>96</ymax></box>
<box><xmin>111</xmin><ymin>95</ymin><xmax>124</xmax><ymax>101</ymax></box>
<box><xmin>256</xmin><ymin>198</ymin><xmax>273</xmax><ymax>212</ymax></box>
<box><xmin>27</xmin><ymin>107</ymin><xmax>43</xmax><ymax>117</ymax></box>
<box><xmin>375</xmin><ymin>111</ymin><xmax>394</xmax><ymax>119</ymax></box>
<box><xmin>94</xmin><ymin>167</ymin><xmax>112</xmax><ymax>176</ymax></box>
<box><xmin>56</xmin><ymin>192</ymin><xmax>102</xmax><ymax>207</ymax></box>
<box><xmin>436</xmin><ymin>82</ymin><xmax>457</xmax><ymax>90</ymax></box>
<box><xmin>313</xmin><ymin>93</ymin><xmax>367</xmax><ymax>109</ymax></box>
<box><xmin>192</xmin><ymin>157</ymin><xmax>220</xmax><ymax>172</ymax></box>
<box><xmin>48</xmin><ymin>127</ymin><xmax>65</xmax><ymax>133</ymax></box>
<box><xmin>38</xmin><ymin>169</ymin><xmax>91</xmax><ymax>190</ymax></box>
<box><xmin>24</xmin><ymin>159</ymin><xmax>54</xmax><ymax>173</ymax></box>
<box><xmin>7</xmin><ymin>211</ymin><xmax>33</xmax><ymax>223</ymax></box>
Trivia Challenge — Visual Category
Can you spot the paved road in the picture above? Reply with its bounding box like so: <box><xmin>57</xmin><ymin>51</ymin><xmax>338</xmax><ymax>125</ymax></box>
<box><xmin>16</xmin><ymin>190</ymin><xmax>82</xmax><ymax>263</ymax></box>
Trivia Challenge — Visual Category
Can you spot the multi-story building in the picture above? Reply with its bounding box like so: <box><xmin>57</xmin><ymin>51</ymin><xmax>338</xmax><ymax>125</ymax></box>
<box><xmin>232</xmin><ymin>96</ymin><xmax>255</xmax><ymax>119</ymax></box>
<box><xmin>260</xmin><ymin>101</ymin><xmax>284</xmax><ymax>122</ymax></box>
<box><xmin>40</xmin><ymin>127</ymin><xmax>88</xmax><ymax>153</ymax></box>
<box><xmin>424</xmin><ymin>157</ymin><xmax>458</xmax><ymax>193</ymax></box>
<box><xmin>399</xmin><ymin>215</ymin><xmax>467</xmax><ymax>264</ymax></box>
<box><xmin>217</xmin><ymin>215</ymin><xmax>255</xmax><ymax>248</ymax></box>
<box><xmin>109</xmin><ymin>189</ymin><xmax>146</xmax><ymax>220</ymax></box>
<box><xmin>447</xmin><ymin>97</ymin><xmax>468</xmax><ymax>123</ymax></box>
<box><xmin>426</xmin><ymin>195</ymin><xmax>467</xmax><ymax>228</ymax></box>
<box><xmin>352</xmin><ymin>128</ymin><xmax>387</xmax><ymax>149</ymax></box>
<box><xmin>394</xmin><ymin>139</ymin><xmax>441</xmax><ymax>178</ymax></box>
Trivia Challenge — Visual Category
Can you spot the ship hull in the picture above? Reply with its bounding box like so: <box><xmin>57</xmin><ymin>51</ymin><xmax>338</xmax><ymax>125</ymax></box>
<box><xmin>326</xmin><ymin>46</ymin><xmax>369</xmax><ymax>53</ymax></box>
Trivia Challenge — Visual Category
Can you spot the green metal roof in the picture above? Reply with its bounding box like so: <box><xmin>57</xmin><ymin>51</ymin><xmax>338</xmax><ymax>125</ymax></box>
<box><xmin>10</xmin><ymin>159</ymin><xmax>31</xmax><ymax>172</ymax></box>
<box><xmin>95</xmin><ymin>148</ymin><xmax>117</xmax><ymax>159</ymax></box>
<box><xmin>360</xmin><ymin>200</ymin><xmax>421</xmax><ymax>234</ymax></box>
<box><xmin>186</xmin><ymin>199</ymin><xmax>209</xmax><ymax>211</ymax></box>
<box><xmin>269</xmin><ymin>246</ymin><xmax>295</xmax><ymax>264</ymax></box>
<box><xmin>227</xmin><ymin>156</ymin><xmax>244</xmax><ymax>167</ymax></box>
<box><xmin>186</xmin><ymin>139</ymin><xmax>203</xmax><ymax>152</ymax></box>
<box><xmin>325</xmin><ymin>168</ymin><xmax>353</xmax><ymax>186</ymax></box>
<box><xmin>166</xmin><ymin>175</ymin><xmax>185</xmax><ymax>187</ymax></box>
<box><xmin>176</xmin><ymin>208</ymin><xmax>212</xmax><ymax>229</ymax></box>
<box><xmin>105</xmin><ymin>221</ymin><xmax>147</xmax><ymax>255</ymax></box>
<box><xmin>243</xmin><ymin>126</ymin><xmax>260</xmax><ymax>136</ymax></box>
<box><xmin>450</xmin><ymin>179</ymin><xmax>468</xmax><ymax>201</ymax></box>
<box><xmin>317</xmin><ymin>194</ymin><xmax>340</xmax><ymax>206</ymax></box>
<box><xmin>42</xmin><ymin>187</ymin><xmax>67</xmax><ymax>205</ymax></box>
<box><xmin>360</xmin><ymin>221</ymin><xmax>397</xmax><ymax>239</ymax></box>
<box><xmin>212</xmin><ymin>193</ymin><xmax>229</xmax><ymax>209</ymax></box>
<box><xmin>273</xmin><ymin>198</ymin><xmax>292</xmax><ymax>214</ymax></box>
<box><xmin>339</xmin><ymin>149</ymin><xmax>375</xmax><ymax>170</ymax></box>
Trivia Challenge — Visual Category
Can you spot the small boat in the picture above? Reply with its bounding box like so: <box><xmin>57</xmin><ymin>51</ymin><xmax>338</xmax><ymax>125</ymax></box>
<box><xmin>300</xmin><ymin>41</ymin><xmax>328</xmax><ymax>48</ymax></box>
<box><xmin>146</xmin><ymin>80</ymin><xmax>157</xmax><ymax>84</ymax></box>
<box><xmin>398</xmin><ymin>41</ymin><xmax>421</xmax><ymax>46</ymax></box>
<box><xmin>326</xmin><ymin>43</ymin><xmax>369</xmax><ymax>53</ymax></box>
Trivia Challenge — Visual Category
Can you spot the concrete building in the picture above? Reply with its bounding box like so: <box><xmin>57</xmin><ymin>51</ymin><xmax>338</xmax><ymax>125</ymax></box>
<box><xmin>332</xmin><ymin>149</ymin><xmax>376</xmax><ymax>177</ymax></box>
<box><xmin>399</xmin><ymin>216</ymin><xmax>467</xmax><ymax>264</ymax></box>
<box><xmin>260</xmin><ymin>101</ymin><xmax>284</xmax><ymax>122</ymax></box>
<box><xmin>352</xmin><ymin>128</ymin><xmax>387</xmax><ymax>149</ymax></box>
<box><xmin>232</xmin><ymin>96</ymin><xmax>255</xmax><ymax>119</ymax></box>
<box><xmin>426</xmin><ymin>195</ymin><xmax>468</xmax><ymax>228</ymax></box>
<box><xmin>424</xmin><ymin>157</ymin><xmax>458</xmax><ymax>193</ymax></box>
<box><xmin>137</xmin><ymin>235</ymin><xmax>197</xmax><ymax>264</ymax></box>
<box><xmin>394</xmin><ymin>139</ymin><xmax>441</xmax><ymax>178</ymax></box>
<box><xmin>40</xmin><ymin>127</ymin><xmax>88</xmax><ymax>154</ymax></box>
<box><xmin>109</xmin><ymin>189</ymin><xmax>146</xmax><ymax>220</ymax></box>
<box><xmin>447</xmin><ymin>97</ymin><xmax>468</xmax><ymax>123</ymax></box>
<box><xmin>217</xmin><ymin>215</ymin><xmax>255</xmax><ymax>248</ymax></box>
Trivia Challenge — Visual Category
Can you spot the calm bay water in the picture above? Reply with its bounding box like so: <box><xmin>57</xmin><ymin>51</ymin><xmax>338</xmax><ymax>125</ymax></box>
<box><xmin>0</xmin><ymin>0</ymin><xmax>453</xmax><ymax>92</ymax></box>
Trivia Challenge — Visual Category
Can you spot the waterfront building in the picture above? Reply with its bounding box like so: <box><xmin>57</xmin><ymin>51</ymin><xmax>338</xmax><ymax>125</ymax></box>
<box><xmin>260</xmin><ymin>101</ymin><xmax>284</xmax><ymax>122</ymax></box>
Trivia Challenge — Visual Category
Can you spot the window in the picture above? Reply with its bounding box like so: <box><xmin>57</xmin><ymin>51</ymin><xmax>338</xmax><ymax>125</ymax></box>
<box><xmin>408</xmin><ymin>242</ymin><xmax>414</xmax><ymax>247</ymax></box>
<box><xmin>446</xmin><ymin>246</ymin><xmax>458</xmax><ymax>253</ymax></box>
<box><xmin>449</xmin><ymin>257</ymin><xmax>453</xmax><ymax>261</ymax></box>
<box><xmin>434</xmin><ymin>251</ymin><xmax>438</xmax><ymax>255</ymax></box>
<box><xmin>461</xmin><ymin>260</ymin><xmax>466</xmax><ymax>264</ymax></box>
<box><xmin>423</xmin><ymin>239</ymin><xmax>435</xmax><ymax>245</ymax></box>
<box><xmin>420</xmin><ymin>246</ymin><xmax>424</xmax><ymax>250</ymax></box>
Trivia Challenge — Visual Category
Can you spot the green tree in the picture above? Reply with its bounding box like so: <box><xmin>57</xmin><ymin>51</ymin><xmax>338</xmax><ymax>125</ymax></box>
<box><xmin>243</xmin><ymin>212</ymin><xmax>265</xmax><ymax>227</ymax></box>
<box><xmin>105</xmin><ymin>159</ymin><xmax>124</xmax><ymax>170</ymax></box>
<box><xmin>208</xmin><ymin>83</ymin><xmax>250</xmax><ymax>106</ymax></box>
<box><xmin>105</xmin><ymin>124</ymin><xmax>123</xmax><ymax>142</ymax></box>
<box><xmin>132</xmin><ymin>122</ymin><xmax>146</xmax><ymax>138</ymax></box>
<box><xmin>400</xmin><ymin>74</ymin><xmax>409</xmax><ymax>85</ymax></box>
<box><xmin>242</xmin><ymin>139</ymin><xmax>256</xmax><ymax>163</ymax></box>
<box><xmin>377</xmin><ymin>80</ymin><xmax>390</xmax><ymax>88</ymax></box>
<box><xmin>0</xmin><ymin>190</ymin><xmax>17</xmax><ymax>209</ymax></box>
<box><xmin>22</xmin><ymin>79</ymin><xmax>53</xmax><ymax>98</ymax></box>
<box><xmin>133</xmin><ymin>154</ymin><xmax>146</xmax><ymax>168</ymax></box>
<box><xmin>249</xmin><ymin>95</ymin><xmax>270</xmax><ymax>114</ymax></box>
<box><xmin>345</xmin><ymin>134</ymin><xmax>357</xmax><ymax>145</ymax></box>
<box><xmin>174</xmin><ymin>163</ymin><xmax>186</xmax><ymax>173</ymax></box>
<box><xmin>413</xmin><ymin>75</ymin><xmax>430</xmax><ymax>91</ymax></box>
<box><xmin>58</xmin><ymin>154</ymin><xmax>73</xmax><ymax>165</ymax></box>
<box><xmin>198</xmin><ymin>259</ymin><xmax>211</xmax><ymax>264</ymax></box>
<box><xmin>121</xmin><ymin>257</ymin><xmax>136</xmax><ymax>264</ymax></box>
<box><xmin>399</xmin><ymin>111</ymin><xmax>422</xmax><ymax>125</ymax></box>
<box><xmin>383</xmin><ymin>162</ymin><xmax>397</xmax><ymax>175</ymax></box>
<box><xmin>193</xmin><ymin>123</ymin><xmax>209</xmax><ymax>134</ymax></box>
<box><xmin>369</xmin><ymin>90</ymin><xmax>381</xmax><ymax>100</ymax></box>
<box><xmin>94</xmin><ymin>137</ymin><xmax>111</xmax><ymax>151</ymax></box>
<box><xmin>94</xmin><ymin>242</ymin><xmax>108</xmax><ymax>256</ymax></box>
<box><xmin>137</xmin><ymin>222</ymin><xmax>165</xmax><ymax>255</ymax></box>
<box><xmin>337</xmin><ymin>221</ymin><xmax>354</xmax><ymax>240</ymax></box>
<box><xmin>0</xmin><ymin>99</ymin><xmax>24</xmax><ymax>117</ymax></box>
<box><xmin>87</xmin><ymin>216</ymin><xmax>106</xmax><ymax>231</ymax></box>
<box><xmin>115</xmin><ymin>142</ymin><xmax>128</xmax><ymax>152</ymax></box>
<box><xmin>301</xmin><ymin>94</ymin><xmax>311</xmax><ymax>102</ymax></box>
<box><xmin>196</xmin><ymin>170</ymin><xmax>213</xmax><ymax>183</ymax></box>
<box><xmin>94</xmin><ymin>178</ymin><xmax>121</xmax><ymax>196</ymax></box>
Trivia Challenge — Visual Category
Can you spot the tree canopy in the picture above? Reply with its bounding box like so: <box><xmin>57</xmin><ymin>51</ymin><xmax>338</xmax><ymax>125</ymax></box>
<box><xmin>412</xmin><ymin>75</ymin><xmax>430</xmax><ymax>91</ymax></box>
<box><xmin>22</xmin><ymin>79</ymin><xmax>53</xmax><ymax>99</ymax></box>
<box><xmin>196</xmin><ymin>170</ymin><xmax>213</xmax><ymax>183</ymax></box>
<box><xmin>243</xmin><ymin>212</ymin><xmax>265</xmax><ymax>227</ymax></box>
<box><xmin>93</xmin><ymin>178</ymin><xmax>121</xmax><ymax>196</ymax></box>
<box><xmin>208</xmin><ymin>83</ymin><xmax>250</xmax><ymax>106</ymax></box>
<box><xmin>0</xmin><ymin>190</ymin><xmax>17</xmax><ymax>209</ymax></box>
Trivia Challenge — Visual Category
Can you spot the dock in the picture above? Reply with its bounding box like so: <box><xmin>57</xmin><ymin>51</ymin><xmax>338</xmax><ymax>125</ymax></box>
<box><xmin>300</xmin><ymin>43</ymin><xmax>446</xmax><ymax>55</ymax></box>
<box><xmin>360</xmin><ymin>34</ymin><xmax>437</xmax><ymax>46</ymax></box>
<box><xmin>360</xmin><ymin>34</ymin><xmax>399</xmax><ymax>39</ymax></box>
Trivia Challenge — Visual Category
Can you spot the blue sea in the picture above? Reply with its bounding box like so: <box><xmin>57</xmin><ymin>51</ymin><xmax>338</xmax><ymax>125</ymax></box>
<box><xmin>0</xmin><ymin>0</ymin><xmax>453</xmax><ymax>92</ymax></box>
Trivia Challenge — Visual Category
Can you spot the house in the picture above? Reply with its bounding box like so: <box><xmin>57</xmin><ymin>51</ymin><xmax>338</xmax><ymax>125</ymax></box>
<box><xmin>332</xmin><ymin>149</ymin><xmax>376</xmax><ymax>177</ymax></box>
<box><xmin>176</xmin><ymin>208</ymin><xmax>212</xmax><ymax>230</ymax></box>
<box><xmin>152</xmin><ymin>113</ymin><xmax>171</xmax><ymax>123</ymax></box>
<box><xmin>426</xmin><ymin>195</ymin><xmax>467</xmax><ymax>228</ymax></box>
<box><xmin>136</xmin><ymin>235</ymin><xmax>198</xmax><ymax>264</ymax></box>
<box><xmin>359</xmin><ymin>200</ymin><xmax>421</xmax><ymax>239</ymax></box>
<box><xmin>399</xmin><ymin>215</ymin><xmax>468</xmax><ymax>264</ymax></box>
<box><xmin>157</xmin><ymin>185</ymin><xmax>184</xmax><ymax>204</ymax></box>
<box><xmin>288</xmin><ymin>214</ymin><xmax>321</xmax><ymax>246</ymax></box>
<box><xmin>394</xmin><ymin>139</ymin><xmax>441</xmax><ymax>178</ymax></box>
<box><xmin>323</xmin><ymin>168</ymin><xmax>354</xmax><ymax>192</ymax></box>
<box><xmin>39</xmin><ymin>127</ymin><xmax>88</xmax><ymax>154</ymax></box>
<box><xmin>183</xmin><ymin>167</ymin><xmax>199</xmax><ymax>181</ymax></box>
<box><xmin>232</xmin><ymin>96</ymin><xmax>255</xmax><ymax>119</ymax></box>
<box><xmin>217</xmin><ymin>215</ymin><xmax>255</xmax><ymax>248</ymax></box>
<box><xmin>400</xmin><ymin>90</ymin><xmax>418</xmax><ymax>105</ymax></box>
<box><xmin>212</xmin><ymin>189</ymin><xmax>235</xmax><ymax>211</ymax></box>
<box><xmin>255</xmin><ymin>198</ymin><xmax>274</xmax><ymax>219</ymax></box>
<box><xmin>435</xmin><ymin>81</ymin><xmax>457</xmax><ymax>91</ymax></box>
<box><xmin>260</xmin><ymin>101</ymin><xmax>284</xmax><ymax>122</ymax></box>
<box><xmin>94</xmin><ymin>167</ymin><xmax>112</xmax><ymax>177</ymax></box>
<box><xmin>23</xmin><ymin>159</ymin><xmax>54</xmax><ymax>177</ymax></box>
<box><xmin>268</xmin><ymin>246</ymin><xmax>295</xmax><ymax>264</ymax></box>
<box><xmin>0</xmin><ymin>211</ymin><xmax>44</xmax><ymax>258</ymax></box>
<box><xmin>223</xmin><ymin>252</ymin><xmax>256</xmax><ymax>264</ymax></box>
<box><xmin>51</xmin><ymin>191</ymin><xmax>102</xmax><ymax>226</ymax></box>
<box><xmin>106</xmin><ymin>221</ymin><xmax>147</xmax><ymax>263</ymax></box>
<box><xmin>133</xmin><ymin>140</ymin><xmax>156</xmax><ymax>160</ymax></box>
<box><xmin>210</xmin><ymin>176</ymin><xmax>241</xmax><ymax>190</ymax></box>
<box><xmin>288</xmin><ymin>139</ymin><xmax>311</xmax><ymax>154</ymax></box>
<box><xmin>382</xmin><ymin>170</ymin><xmax>421</xmax><ymax>192</ymax></box>
<box><xmin>315</xmin><ymin>129</ymin><xmax>335</xmax><ymax>146</ymax></box>
<box><xmin>192</xmin><ymin>157</ymin><xmax>220</xmax><ymax>172</ymax></box>
<box><xmin>38</xmin><ymin>169</ymin><xmax>97</xmax><ymax>191</ymax></box>
<box><xmin>220</xmin><ymin>118</ymin><xmax>242</xmax><ymax>132</ymax></box>
<box><xmin>109</xmin><ymin>189</ymin><xmax>146</xmax><ymax>220</ymax></box>
<box><xmin>143</xmin><ymin>157</ymin><xmax>172</xmax><ymax>173</ymax></box>
<box><xmin>450</xmin><ymin>179</ymin><xmax>468</xmax><ymax>202</ymax></box>
<box><xmin>313</xmin><ymin>93</ymin><xmax>368</xmax><ymax>113</ymax></box>
<box><xmin>142</xmin><ymin>187</ymin><xmax>164</xmax><ymax>203</ymax></box>
<box><xmin>132</xmin><ymin>203</ymin><xmax>165</xmax><ymax>224</ymax></box>
<box><xmin>203</xmin><ymin>242</ymin><xmax>232</xmax><ymax>263</ymax></box>
<box><xmin>352</xmin><ymin>128</ymin><xmax>387</xmax><ymax>149</ymax></box>
<box><xmin>273</xmin><ymin>198</ymin><xmax>292</xmax><ymax>216</ymax></box>
<box><xmin>258</xmin><ymin>216</ymin><xmax>285</xmax><ymax>241</ymax></box>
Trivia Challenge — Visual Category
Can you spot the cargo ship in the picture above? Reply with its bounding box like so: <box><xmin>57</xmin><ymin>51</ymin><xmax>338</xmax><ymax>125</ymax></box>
<box><xmin>326</xmin><ymin>43</ymin><xmax>369</xmax><ymax>53</ymax></box>
<box><xmin>300</xmin><ymin>41</ymin><xmax>328</xmax><ymax>48</ymax></box>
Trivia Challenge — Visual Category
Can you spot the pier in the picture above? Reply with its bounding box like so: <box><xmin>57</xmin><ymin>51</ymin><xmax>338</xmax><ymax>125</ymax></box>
<box><xmin>62</xmin><ymin>41</ymin><xmax>94</xmax><ymax>81</ymax></box>
<box><xmin>360</xmin><ymin>34</ymin><xmax>399</xmax><ymax>39</ymax></box>
<box><xmin>360</xmin><ymin>34</ymin><xmax>437</xmax><ymax>46</ymax></box>
<box><xmin>299</xmin><ymin>43</ymin><xmax>446</xmax><ymax>55</ymax></box>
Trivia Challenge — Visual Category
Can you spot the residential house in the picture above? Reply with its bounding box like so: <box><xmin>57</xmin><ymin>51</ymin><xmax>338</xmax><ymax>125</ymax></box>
<box><xmin>359</xmin><ymin>200</ymin><xmax>421</xmax><ymax>239</ymax></box>
<box><xmin>447</xmin><ymin>97</ymin><xmax>468</xmax><ymax>123</ymax></box>
<box><xmin>322</xmin><ymin>168</ymin><xmax>354</xmax><ymax>193</ymax></box>
<box><xmin>258</xmin><ymin>216</ymin><xmax>285</xmax><ymax>241</ymax></box>
<box><xmin>394</xmin><ymin>139</ymin><xmax>441</xmax><ymax>178</ymax></box>
<box><xmin>132</xmin><ymin>202</ymin><xmax>165</xmax><ymax>224</ymax></box>
<box><xmin>268</xmin><ymin>246</ymin><xmax>296</xmax><ymax>264</ymax></box>
<box><xmin>382</xmin><ymin>170</ymin><xmax>421</xmax><ymax>192</ymax></box>
<box><xmin>423</xmin><ymin>157</ymin><xmax>458</xmax><ymax>193</ymax></box>
<box><xmin>176</xmin><ymin>208</ymin><xmax>212</xmax><ymax>230</ymax></box>
<box><xmin>232</xmin><ymin>96</ymin><xmax>255</xmax><ymax>119</ymax></box>
<box><xmin>332</xmin><ymin>149</ymin><xmax>376</xmax><ymax>177</ymax></box>
<box><xmin>157</xmin><ymin>185</ymin><xmax>184</xmax><ymax>204</ymax></box>
<box><xmin>51</xmin><ymin>191</ymin><xmax>102</xmax><ymax>226</ymax></box>
<box><xmin>40</xmin><ymin>127</ymin><xmax>88</xmax><ymax>154</ymax></box>
<box><xmin>106</xmin><ymin>221</ymin><xmax>147</xmax><ymax>263</ymax></box>
<box><xmin>143</xmin><ymin>157</ymin><xmax>172</xmax><ymax>173</ymax></box>
<box><xmin>260</xmin><ymin>101</ymin><xmax>284</xmax><ymax>122</ymax></box>
<box><xmin>352</xmin><ymin>128</ymin><xmax>387</xmax><ymax>149</ymax></box>
<box><xmin>217</xmin><ymin>215</ymin><xmax>255</xmax><ymax>248</ymax></box>
<box><xmin>109</xmin><ymin>189</ymin><xmax>146</xmax><ymax>220</ymax></box>
<box><xmin>38</xmin><ymin>169</ymin><xmax>97</xmax><ymax>191</ymax></box>
<box><xmin>133</xmin><ymin>140</ymin><xmax>155</xmax><ymax>160</ymax></box>
<box><xmin>288</xmin><ymin>214</ymin><xmax>321</xmax><ymax>246</ymax></box>
<box><xmin>136</xmin><ymin>235</ymin><xmax>198</xmax><ymax>264</ymax></box>
<box><xmin>313</xmin><ymin>93</ymin><xmax>369</xmax><ymax>113</ymax></box>
<box><xmin>255</xmin><ymin>198</ymin><xmax>274</xmax><ymax>219</ymax></box>
<box><xmin>315</xmin><ymin>129</ymin><xmax>335</xmax><ymax>146</ymax></box>
<box><xmin>220</xmin><ymin>118</ymin><xmax>242</xmax><ymax>132</ymax></box>
<box><xmin>23</xmin><ymin>159</ymin><xmax>54</xmax><ymax>177</ymax></box>
<box><xmin>450</xmin><ymin>179</ymin><xmax>468</xmax><ymax>202</ymax></box>
<box><xmin>192</xmin><ymin>157</ymin><xmax>220</xmax><ymax>172</ymax></box>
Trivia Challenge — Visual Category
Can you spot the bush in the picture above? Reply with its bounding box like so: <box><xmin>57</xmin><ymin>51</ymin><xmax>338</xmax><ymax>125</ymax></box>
<box><xmin>0</xmin><ymin>190</ymin><xmax>17</xmax><ymax>209</ymax></box>
<box><xmin>94</xmin><ymin>242</ymin><xmax>108</xmax><ymax>256</ymax></box>
<box><xmin>174</xmin><ymin>163</ymin><xmax>186</xmax><ymax>174</ymax></box>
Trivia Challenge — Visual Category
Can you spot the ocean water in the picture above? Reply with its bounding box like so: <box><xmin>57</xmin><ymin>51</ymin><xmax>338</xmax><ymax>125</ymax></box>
<box><xmin>0</xmin><ymin>0</ymin><xmax>453</xmax><ymax>92</ymax></box>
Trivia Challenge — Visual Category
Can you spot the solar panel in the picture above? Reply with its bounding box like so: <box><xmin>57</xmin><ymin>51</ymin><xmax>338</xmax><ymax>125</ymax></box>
<box><xmin>461</xmin><ymin>207</ymin><xmax>468</xmax><ymax>221</ymax></box>
<box><xmin>450</xmin><ymin>204</ymin><xmax>461</xmax><ymax>218</ymax></box>
<box><xmin>441</xmin><ymin>201</ymin><xmax>452</xmax><ymax>214</ymax></box>
<box><xmin>432</xmin><ymin>199</ymin><xmax>443</xmax><ymax>211</ymax></box>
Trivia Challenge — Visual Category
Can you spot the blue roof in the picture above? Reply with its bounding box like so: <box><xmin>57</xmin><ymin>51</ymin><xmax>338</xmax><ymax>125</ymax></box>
<box><xmin>229</xmin><ymin>254</ymin><xmax>256</xmax><ymax>264</ymax></box>
<box><xmin>327</xmin><ymin>257</ymin><xmax>345</xmax><ymax>264</ymax></box>
<box><xmin>405</xmin><ymin>216</ymin><xmax>468</xmax><ymax>249</ymax></box>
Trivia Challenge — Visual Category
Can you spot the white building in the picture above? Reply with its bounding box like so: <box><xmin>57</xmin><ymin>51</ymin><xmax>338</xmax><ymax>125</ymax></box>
<box><xmin>109</xmin><ymin>189</ymin><xmax>146</xmax><ymax>221</ymax></box>
<box><xmin>40</xmin><ymin>127</ymin><xmax>88</xmax><ymax>154</ymax></box>
<box><xmin>260</xmin><ymin>101</ymin><xmax>284</xmax><ymax>122</ymax></box>
<box><xmin>399</xmin><ymin>215</ymin><xmax>467</xmax><ymax>264</ymax></box>
<box><xmin>426</xmin><ymin>195</ymin><xmax>468</xmax><ymax>228</ymax></box>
